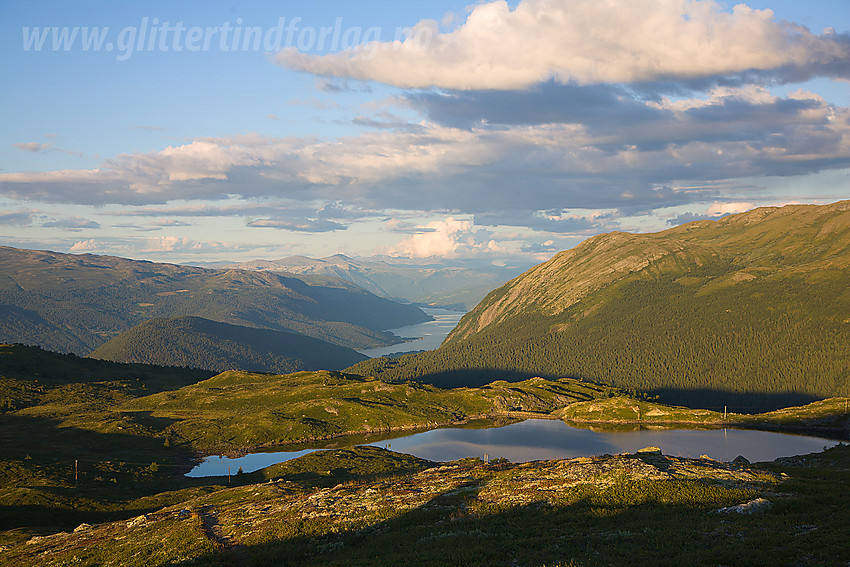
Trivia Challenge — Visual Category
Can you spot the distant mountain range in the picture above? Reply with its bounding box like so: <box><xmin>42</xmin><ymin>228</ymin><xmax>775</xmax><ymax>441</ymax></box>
<box><xmin>348</xmin><ymin>201</ymin><xmax>850</xmax><ymax>411</ymax></box>
<box><xmin>223</xmin><ymin>254</ymin><xmax>528</xmax><ymax>310</ymax></box>
<box><xmin>0</xmin><ymin>246</ymin><xmax>430</xmax><ymax>355</ymax></box>
<box><xmin>90</xmin><ymin>316</ymin><xmax>366</xmax><ymax>373</ymax></box>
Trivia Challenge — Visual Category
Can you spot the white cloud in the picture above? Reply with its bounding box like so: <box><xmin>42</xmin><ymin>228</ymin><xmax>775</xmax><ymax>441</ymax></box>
<box><xmin>1</xmin><ymin>89</ymin><xmax>848</xmax><ymax>230</ymax></box>
<box><xmin>706</xmin><ymin>202</ymin><xmax>756</xmax><ymax>215</ymax></box>
<box><xmin>153</xmin><ymin>139</ymin><xmax>258</xmax><ymax>182</ymax></box>
<box><xmin>276</xmin><ymin>0</ymin><xmax>850</xmax><ymax>90</ymax></box>
<box><xmin>69</xmin><ymin>239</ymin><xmax>100</xmax><ymax>252</ymax></box>
<box><xmin>649</xmin><ymin>85</ymin><xmax>777</xmax><ymax>112</ymax></box>
<box><xmin>387</xmin><ymin>217</ymin><xmax>506</xmax><ymax>258</ymax></box>
<box><xmin>141</xmin><ymin>236</ymin><xmax>217</xmax><ymax>253</ymax></box>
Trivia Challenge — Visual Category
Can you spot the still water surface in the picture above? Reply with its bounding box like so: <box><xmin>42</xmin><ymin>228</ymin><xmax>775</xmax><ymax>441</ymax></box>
<box><xmin>187</xmin><ymin>419</ymin><xmax>840</xmax><ymax>477</ymax></box>
<box><xmin>358</xmin><ymin>307</ymin><xmax>465</xmax><ymax>358</ymax></box>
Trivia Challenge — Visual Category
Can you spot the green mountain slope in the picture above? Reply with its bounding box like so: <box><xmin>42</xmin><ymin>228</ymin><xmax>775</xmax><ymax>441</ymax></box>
<box><xmin>0</xmin><ymin>246</ymin><xmax>430</xmax><ymax>354</ymax></box>
<box><xmin>348</xmin><ymin>201</ymin><xmax>850</xmax><ymax>410</ymax></box>
<box><xmin>89</xmin><ymin>316</ymin><xmax>367</xmax><ymax>373</ymax></box>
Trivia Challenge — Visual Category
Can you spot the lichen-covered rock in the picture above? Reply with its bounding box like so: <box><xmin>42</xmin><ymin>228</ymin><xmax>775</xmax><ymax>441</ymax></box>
<box><xmin>636</xmin><ymin>446</ymin><xmax>662</xmax><ymax>455</ymax></box>
<box><xmin>714</xmin><ymin>498</ymin><xmax>772</xmax><ymax>514</ymax></box>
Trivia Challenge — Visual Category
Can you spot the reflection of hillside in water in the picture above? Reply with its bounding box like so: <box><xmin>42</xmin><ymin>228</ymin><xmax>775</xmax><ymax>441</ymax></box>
<box><xmin>190</xmin><ymin>419</ymin><xmax>839</xmax><ymax>477</ymax></box>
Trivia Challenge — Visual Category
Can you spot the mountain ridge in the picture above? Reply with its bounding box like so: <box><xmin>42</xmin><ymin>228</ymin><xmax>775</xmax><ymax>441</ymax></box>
<box><xmin>449</xmin><ymin>201</ymin><xmax>850</xmax><ymax>344</ymax></box>
<box><xmin>0</xmin><ymin>246</ymin><xmax>429</xmax><ymax>354</ymax></box>
<box><xmin>348</xmin><ymin>200</ymin><xmax>850</xmax><ymax>410</ymax></box>
<box><xmin>225</xmin><ymin>253</ymin><xmax>527</xmax><ymax>310</ymax></box>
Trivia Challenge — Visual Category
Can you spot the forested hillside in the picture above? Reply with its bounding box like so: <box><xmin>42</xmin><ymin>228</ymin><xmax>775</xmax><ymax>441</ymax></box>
<box><xmin>348</xmin><ymin>201</ymin><xmax>850</xmax><ymax>411</ymax></box>
<box><xmin>89</xmin><ymin>316</ymin><xmax>366</xmax><ymax>373</ymax></box>
<box><xmin>0</xmin><ymin>246</ymin><xmax>430</xmax><ymax>354</ymax></box>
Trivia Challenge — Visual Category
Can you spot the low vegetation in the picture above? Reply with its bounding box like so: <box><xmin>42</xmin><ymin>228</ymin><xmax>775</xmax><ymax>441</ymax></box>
<box><xmin>4</xmin><ymin>444</ymin><xmax>850</xmax><ymax>566</ymax></box>
<box><xmin>558</xmin><ymin>395</ymin><xmax>850</xmax><ymax>433</ymax></box>
<box><xmin>2</xmin><ymin>342</ymin><xmax>849</xmax><ymax>565</ymax></box>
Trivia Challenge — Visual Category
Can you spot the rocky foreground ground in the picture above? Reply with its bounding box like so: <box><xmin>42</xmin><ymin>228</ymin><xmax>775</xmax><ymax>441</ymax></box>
<box><xmin>8</xmin><ymin>445</ymin><xmax>838</xmax><ymax>566</ymax></box>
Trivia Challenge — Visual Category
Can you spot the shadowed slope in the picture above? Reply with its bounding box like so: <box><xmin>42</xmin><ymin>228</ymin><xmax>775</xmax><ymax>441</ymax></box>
<box><xmin>89</xmin><ymin>316</ymin><xmax>367</xmax><ymax>373</ymax></box>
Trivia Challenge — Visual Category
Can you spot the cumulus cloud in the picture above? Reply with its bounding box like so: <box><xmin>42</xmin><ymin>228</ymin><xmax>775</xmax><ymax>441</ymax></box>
<box><xmin>386</xmin><ymin>218</ymin><xmax>506</xmax><ymax>258</ymax></box>
<box><xmin>275</xmin><ymin>0</ymin><xmax>850</xmax><ymax>90</ymax></box>
<box><xmin>140</xmin><ymin>236</ymin><xmax>238</xmax><ymax>254</ymax></box>
<box><xmin>1</xmin><ymin>88</ymin><xmax>848</xmax><ymax>234</ymax></box>
<box><xmin>69</xmin><ymin>239</ymin><xmax>100</xmax><ymax>252</ymax></box>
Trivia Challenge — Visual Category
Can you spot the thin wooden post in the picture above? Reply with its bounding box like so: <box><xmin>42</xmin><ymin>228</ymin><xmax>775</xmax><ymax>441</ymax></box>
<box><xmin>75</xmin><ymin>459</ymin><xmax>78</xmax><ymax>486</ymax></box>
<box><xmin>724</xmin><ymin>406</ymin><xmax>727</xmax><ymax>421</ymax></box>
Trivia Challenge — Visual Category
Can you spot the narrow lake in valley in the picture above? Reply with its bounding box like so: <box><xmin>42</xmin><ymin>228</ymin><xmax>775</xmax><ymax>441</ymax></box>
<box><xmin>186</xmin><ymin>419</ymin><xmax>841</xmax><ymax>477</ymax></box>
<box><xmin>358</xmin><ymin>307</ymin><xmax>466</xmax><ymax>358</ymax></box>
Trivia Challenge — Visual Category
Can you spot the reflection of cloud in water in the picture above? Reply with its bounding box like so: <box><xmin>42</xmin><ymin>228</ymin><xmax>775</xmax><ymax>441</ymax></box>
<box><xmin>186</xmin><ymin>448</ymin><xmax>317</xmax><ymax>477</ymax></box>
<box><xmin>367</xmin><ymin>420</ymin><xmax>837</xmax><ymax>464</ymax></box>
<box><xmin>374</xmin><ymin>420</ymin><xmax>626</xmax><ymax>461</ymax></box>
<box><xmin>188</xmin><ymin>419</ymin><xmax>838</xmax><ymax>478</ymax></box>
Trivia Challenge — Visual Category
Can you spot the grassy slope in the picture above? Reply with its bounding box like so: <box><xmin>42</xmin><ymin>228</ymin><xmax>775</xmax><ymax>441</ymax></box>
<box><xmin>0</xmin><ymin>344</ymin><xmax>218</xmax><ymax>537</ymax></box>
<box><xmin>0</xmin><ymin>246</ymin><xmax>430</xmax><ymax>353</ymax></box>
<box><xmin>2</xmin><ymin>342</ymin><xmax>850</xmax><ymax>564</ymax></box>
<box><xmin>0</xmin><ymin>342</ymin><xmax>607</xmax><ymax>541</ymax></box>
<box><xmin>89</xmin><ymin>316</ymin><xmax>367</xmax><ymax>373</ymax></box>
<box><xmin>123</xmin><ymin>371</ymin><xmax>610</xmax><ymax>453</ymax></box>
<box><xmin>349</xmin><ymin>201</ymin><xmax>850</xmax><ymax>410</ymax></box>
<box><xmin>557</xmin><ymin>395</ymin><xmax>850</xmax><ymax>433</ymax></box>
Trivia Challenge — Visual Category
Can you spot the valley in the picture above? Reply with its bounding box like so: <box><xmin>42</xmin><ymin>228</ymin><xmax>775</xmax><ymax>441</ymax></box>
<box><xmin>1</xmin><ymin>202</ymin><xmax>849</xmax><ymax>565</ymax></box>
<box><xmin>0</xmin><ymin>246</ymin><xmax>430</xmax><ymax>355</ymax></box>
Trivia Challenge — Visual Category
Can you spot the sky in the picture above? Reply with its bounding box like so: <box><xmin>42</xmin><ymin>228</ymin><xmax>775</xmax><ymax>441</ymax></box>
<box><xmin>1</xmin><ymin>0</ymin><xmax>849</xmax><ymax>264</ymax></box>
